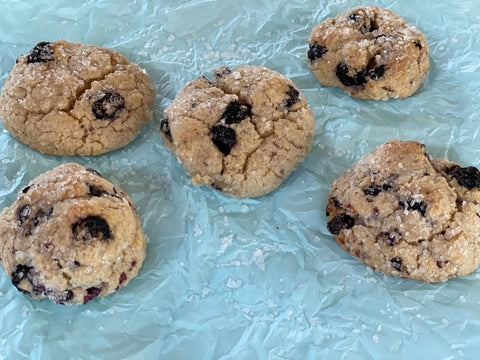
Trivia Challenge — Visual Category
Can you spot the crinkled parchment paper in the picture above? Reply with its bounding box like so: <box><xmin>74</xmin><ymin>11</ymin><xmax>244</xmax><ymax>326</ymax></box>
<box><xmin>0</xmin><ymin>0</ymin><xmax>479</xmax><ymax>359</ymax></box>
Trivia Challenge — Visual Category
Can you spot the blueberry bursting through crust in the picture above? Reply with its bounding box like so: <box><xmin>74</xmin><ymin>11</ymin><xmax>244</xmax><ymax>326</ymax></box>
<box><xmin>92</xmin><ymin>92</ymin><xmax>125</xmax><ymax>120</ymax></box>
<box><xmin>336</xmin><ymin>62</ymin><xmax>386</xmax><ymax>87</ymax></box>
<box><xmin>210</xmin><ymin>100</ymin><xmax>249</xmax><ymax>156</ymax></box>
<box><xmin>26</xmin><ymin>41</ymin><xmax>54</xmax><ymax>64</ymax></box>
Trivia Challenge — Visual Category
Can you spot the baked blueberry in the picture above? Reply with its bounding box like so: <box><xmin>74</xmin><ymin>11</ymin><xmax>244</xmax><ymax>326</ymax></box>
<box><xmin>448</xmin><ymin>166</ymin><xmax>480</xmax><ymax>190</ymax></box>
<box><xmin>27</xmin><ymin>42</ymin><xmax>54</xmax><ymax>64</ymax></box>
<box><xmin>72</xmin><ymin>216</ymin><xmax>111</xmax><ymax>243</ymax></box>
<box><xmin>307</xmin><ymin>43</ymin><xmax>328</xmax><ymax>62</ymax></box>
<box><xmin>221</xmin><ymin>101</ymin><xmax>248</xmax><ymax>124</ymax></box>
<box><xmin>327</xmin><ymin>214</ymin><xmax>355</xmax><ymax>235</ymax></box>
<box><xmin>92</xmin><ymin>91</ymin><xmax>125</xmax><ymax>120</ymax></box>
<box><xmin>284</xmin><ymin>85</ymin><xmax>300</xmax><ymax>107</ymax></box>
<box><xmin>211</xmin><ymin>125</ymin><xmax>236</xmax><ymax>156</ymax></box>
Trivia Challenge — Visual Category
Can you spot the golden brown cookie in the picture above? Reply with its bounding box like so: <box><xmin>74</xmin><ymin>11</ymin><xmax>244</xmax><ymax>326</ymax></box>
<box><xmin>161</xmin><ymin>65</ymin><xmax>315</xmax><ymax>198</ymax></box>
<box><xmin>326</xmin><ymin>141</ymin><xmax>480</xmax><ymax>282</ymax></box>
<box><xmin>0</xmin><ymin>163</ymin><xmax>146</xmax><ymax>304</ymax></box>
<box><xmin>0</xmin><ymin>40</ymin><xmax>155</xmax><ymax>155</ymax></box>
<box><xmin>307</xmin><ymin>6</ymin><xmax>429</xmax><ymax>100</ymax></box>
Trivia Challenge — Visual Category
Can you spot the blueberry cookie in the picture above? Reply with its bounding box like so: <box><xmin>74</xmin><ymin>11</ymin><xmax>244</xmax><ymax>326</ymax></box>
<box><xmin>0</xmin><ymin>40</ymin><xmax>155</xmax><ymax>155</ymax></box>
<box><xmin>0</xmin><ymin>163</ymin><xmax>146</xmax><ymax>304</ymax></box>
<box><xmin>161</xmin><ymin>65</ymin><xmax>315</xmax><ymax>198</ymax></box>
<box><xmin>326</xmin><ymin>141</ymin><xmax>480</xmax><ymax>282</ymax></box>
<box><xmin>307</xmin><ymin>6</ymin><xmax>429</xmax><ymax>100</ymax></box>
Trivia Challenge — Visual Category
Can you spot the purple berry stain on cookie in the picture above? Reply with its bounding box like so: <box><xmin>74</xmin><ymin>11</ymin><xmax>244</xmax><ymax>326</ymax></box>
<box><xmin>72</xmin><ymin>216</ymin><xmax>111</xmax><ymax>243</ymax></box>
<box><xmin>27</xmin><ymin>42</ymin><xmax>54</xmax><ymax>64</ymax></box>
<box><xmin>327</xmin><ymin>214</ymin><xmax>355</xmax><ymax>235</ymax></box>
<box><xmin>83</xmin><ymin>287</ymin><xmax>102</xmax><ymax>304</ymax></box>
<box><xmin>448</xmin><ymin>166</ymin><xmax>480</xmax><ymax>190</ymax></box>
<box><xmin>391</xmin><ymin>257</ymin><xmax>403</xmax><ymax>271</ymax></box>
<box><xmin>92</xmin><ymin>92</ymin><xmax>125</xmax><ymax>120</ymax></box>
<box><xmin>211</xmin><ymin>125</ymin><xmax>236</xmax><ymax>156</ymax></box>
<box><xmin>307</xmin><ymin>43</ymin><xmax>328</xmax><ymax>61</ymax></box>
<box><xmin>115</xmin><ymin>272</ymin><xmax>127</xmax><ymax>291</ymax></box>
<box><xmin>284</xmin><ymin>85</ymin><xmax>300</xmax><ymax>107</ymax></box>
<box><xmin>221</xmin><ymin>101</ymin><xmax>249</xmax><ymax>124</ymax></box>
<box><xmin>160</xmin><ymin>118</ymin><xmax>173</xmax><ymax>141</ymax></box>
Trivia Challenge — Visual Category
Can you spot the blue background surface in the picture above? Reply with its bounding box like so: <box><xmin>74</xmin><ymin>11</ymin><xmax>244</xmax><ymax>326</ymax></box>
<box><xmin>0</xmin><ymin>0</ymin><xmax>479</xmax><ymax>359</ymax></box>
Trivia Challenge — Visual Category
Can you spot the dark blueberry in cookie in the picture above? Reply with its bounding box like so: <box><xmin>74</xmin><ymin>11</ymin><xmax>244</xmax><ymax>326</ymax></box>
<box><xmin>83</xmin><ymin>287</ymin><xmax>102</xmax><ymax>304</ymax></box>
<box><xmin>88</xmin><ymin>184</ymin><xmax>107</xmax><ymax>197</ymax></box>
<box><xmin>327</xmin><ymin>214</ymin><xmax>355</xmax><ymax>235</ymax></box>
<box><xmin>11</xmin><ymin>264</ymin><xmax>33</xmax><ymax>288</ymax></box>
<box><xmin>379</xmin><ymin>228</ymin><xmax>401</xmax><ymax>246</ymax></box>
<box><xmin>20</xmin><ymin>184</ymin><xmax>38</xmax><ymax>195</ymax></box>
<box><xmin>221</xmin><ymin>101</ymin><xmax>249</xmax><ymax>124</ymax></box>
<box><xmin>436</xmin><ymin>260</ymin><xmax>450</xmax><ymax>268</ymax></box>
<box><xmin>27</xmin><ymin>42</ymin><xmax>54</xmax><ymax>64</ymax></box>
<box><xmin>32</xmin><ymin>207</ymin><xmax>53</xmax><ymax>226</ymax></box>
<box><xmin>211</xmin><ymin>183</ymin><xmax>223</xmax><ymax>192</ymax></box>
<box><xmin>368</xmin><ymin>64</ymin><xmax>386</xmax><ymax>81</ymax></box>
<box><xmin>115</xmin><ymin>272</ymin><xmax>127</xmax><ymax>291</ymax></box>
<box><xmin>160</xmin><ymin>118</ymin><xmax>173</xmax><ymax>141</ymax></box>
<box><xmin>391</xmin><ymin>257</ymin><xmax>403</xmax><ymax>271</ymax></box>
<box><xmin>448</xmin><ymin>166</ymin><xmax>480</xmax><ymax>190</ymax></box>
<box><xmin>363</xmin><ymin>183</ymin><xmax>392</xmax><ymax>196</ymax></box>
<box><xmin>307</xmin><ymin>43</ymin><xmax>328</xmax><ymax>61</ymax></box>
<box><xmin>349</xmin><ymin>9</ymin><xmax>376</xmax><ymax>33</ymax></box>
<box><xmin>284</xmin><ymin>85</ymin><xmax>300</xmax><ymax>107</ymax></box>
<box><xmin>336</xmin><ymin>63</ymin><xmax>367</xmax><ymax>87</ymax></box>
<box><xmin>400</xmin><ymin>198</ymin><xmax>428</xmax><ymax>216</ymax></box>
<box><xmin>72</xmin><ymin>216</ymin><xmax>111</xmax><ymax>243</ymax></box>
<box><xmin>211</xmin><ymin>125</ymin><xmax>236</xmax><ymax>156</ymax></box>
<box><xmin>92</xmin><ymin>92</ymin><xmax>125</xmax><ymax>120</ymax></box>
<box><xmin>16</xmin><ymin>205</ymin><xmax>31</xmax><ymax>224</ymax></box>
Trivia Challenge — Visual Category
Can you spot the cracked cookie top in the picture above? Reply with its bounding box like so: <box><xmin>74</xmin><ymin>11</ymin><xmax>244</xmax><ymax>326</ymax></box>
<box><xmin>161</xmin><ymin>65</ymin><xmax>315</xmax><ymax>198</ymax></box>
<box><xmin>0</xmin><ymin>40</ymin><xmax>155</xmax><ymax>155</ymax></box>
<box><xmin>307</xmin><ymin>6</ymin><xmax>429</xmax><ymax>100</ymax></box>
<box><xmin>326</xmin><ymin>141</ymin><xmax>480</xmax><ymax>282</ymax></box>
<box><xmin>0</xmin><ymin>163</ymin><xmax>146</xmax><ymax>304</ymax></box>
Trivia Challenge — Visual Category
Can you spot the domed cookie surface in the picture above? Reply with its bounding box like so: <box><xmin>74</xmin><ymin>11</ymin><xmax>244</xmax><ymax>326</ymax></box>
<box><xmin>161</xmin><ymin>65</ymin><xmax>315</xmax><ymax>198</ymax></box>
<box><xmin>307</xmin><ymin>6</ymin><xmax>429</xmax><ymax>100</ymax></box>
<box><xmin>0</xmin><ymin>163</ymin><xmax>146</xmax><ymax>304</ymax></box>
<box><xmin>326</xmin><ymin>141</ymin><xmax>480</xmax><ymax>282</ymax></box>
<box><xmin>0</xmin><ymin>40</ymin><xmax>155</xmax><ymax>155</ymax></box>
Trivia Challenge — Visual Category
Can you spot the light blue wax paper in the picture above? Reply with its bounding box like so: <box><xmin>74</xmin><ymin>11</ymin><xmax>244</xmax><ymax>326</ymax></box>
<box><xmin>0</xmin><ymin>0</ymin><xmax>479</xmax><ymax>359</ymax></box>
